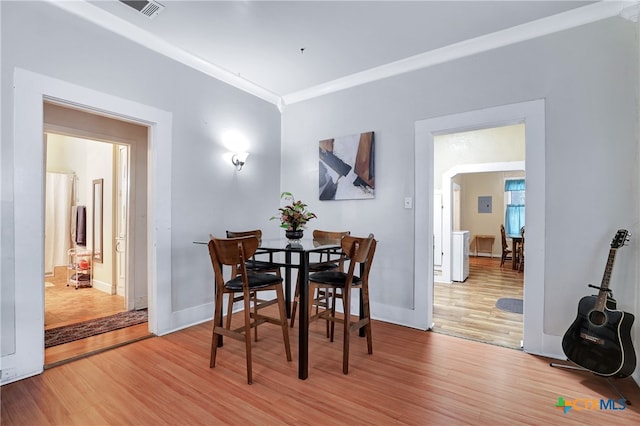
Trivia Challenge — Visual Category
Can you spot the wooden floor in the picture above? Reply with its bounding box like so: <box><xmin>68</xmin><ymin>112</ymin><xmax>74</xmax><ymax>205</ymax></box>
<box><xmin>3</xmin><ymin>311</ymin><xmax>640</xmax><ymax>425</ymax></box>
<box><xmin>433</xmin><ymin>256</ymin><xmax>523</xmax><ymax>349</ymax></box>
<box><xmin>44</xmin><ymin>267</ymin><xmax>151</xmax><ymax>367</ymax></box>
<box><xmin>45</xmin><ymin>266</ymin><xmax>126</xmax><ymax>328</ymax></box>
<box><xmin>45</xmin><ymin>257</ymin><xmax>523</xmax><ymax>367</ymax></box>
<box><xmin>44</xmin><ymin>255</ymin><xmax>519</xmax><ymax>366</ymax></box>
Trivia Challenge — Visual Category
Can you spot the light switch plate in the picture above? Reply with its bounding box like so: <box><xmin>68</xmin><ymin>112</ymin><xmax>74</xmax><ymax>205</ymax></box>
<box><xmin>404</xmin><ymin>197</ymin><xmax>413</xmax><ymax>209</ymax></box>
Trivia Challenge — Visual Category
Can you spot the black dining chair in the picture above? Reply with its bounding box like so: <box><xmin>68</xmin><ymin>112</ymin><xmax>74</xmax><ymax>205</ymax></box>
<box><xmin>290</xmin><ymin>230</ymin><xmax>350</xmax><ymax>334</ymax></box>
<box><xmin>225</xmin><ymin>229</ymin><xmax>281</xmax><ymax>341</ymax></box>
<box><xmin>308</xmin><ymin>234</ymin><xmax>376</xmax><ymax>374</ymax></box>
<box><xmin>208</xmin><ymin>235</ymin><xmax>291</xmax><ymax>384</ymax></box>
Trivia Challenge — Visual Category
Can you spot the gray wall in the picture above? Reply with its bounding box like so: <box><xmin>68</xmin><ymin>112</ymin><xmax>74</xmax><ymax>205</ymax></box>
<box><xmin>282</xmin><ymin>17</ymin><xmax>638</xmax><ymax>338</ymax></box>
<box><xmin>1</xmin><ymin>1</ymin><xmax>281</xmax><ymax>357</ymax></box>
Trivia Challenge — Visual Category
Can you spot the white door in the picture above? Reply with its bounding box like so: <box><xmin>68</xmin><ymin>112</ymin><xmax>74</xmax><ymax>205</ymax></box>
<box><xmin>115</xmin><ymin>145</ymin><xmax>129</xmax><ymax>299</ymax></box>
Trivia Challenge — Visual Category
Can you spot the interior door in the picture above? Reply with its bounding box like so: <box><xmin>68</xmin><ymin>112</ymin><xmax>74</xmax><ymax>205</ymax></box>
<box><xmin>115</xmin><ymin>145</ymin><xmax>129</xmax><ymax>301</ymax></box>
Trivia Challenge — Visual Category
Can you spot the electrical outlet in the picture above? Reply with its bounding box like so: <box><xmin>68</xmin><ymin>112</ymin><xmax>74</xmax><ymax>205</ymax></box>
<box><xmin>404</xmin><ymin>197</ymin><xmax>413</xmax><ymax>209</ymax></box>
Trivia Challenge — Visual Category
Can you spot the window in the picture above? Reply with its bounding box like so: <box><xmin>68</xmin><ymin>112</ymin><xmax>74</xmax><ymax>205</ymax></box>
<box><xmin>504</xmin><ymin>179</ymin><xmax>525</xmax><ymax>236</ymax></box>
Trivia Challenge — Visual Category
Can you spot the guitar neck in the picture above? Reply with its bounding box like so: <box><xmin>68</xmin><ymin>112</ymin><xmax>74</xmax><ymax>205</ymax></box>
<box><xmin>596</xmin><ymin>247</ymin><xmax>617</xmax><ymax>310</ymax></box>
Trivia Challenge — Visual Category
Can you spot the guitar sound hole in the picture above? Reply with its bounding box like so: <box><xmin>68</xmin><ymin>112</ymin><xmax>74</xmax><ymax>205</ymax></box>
<box><xmin>588</xmin><ymin>310</ymin><xmax>607</xmax><ymax>326</ymax></box>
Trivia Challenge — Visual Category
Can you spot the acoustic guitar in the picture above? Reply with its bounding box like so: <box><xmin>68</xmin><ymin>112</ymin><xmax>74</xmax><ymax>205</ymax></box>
<box><xmin>561</xmin><ymin>229</ymin><xmax>636</xmax><ymax>378</ymax></box>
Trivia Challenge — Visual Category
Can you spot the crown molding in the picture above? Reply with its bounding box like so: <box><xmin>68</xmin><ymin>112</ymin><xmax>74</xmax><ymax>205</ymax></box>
<box><xmin>620</xmin><ymin>2</ymin><xmax>640</xmax><ymax>21</ymax></box>
<box><xmin>47</xmin><ymin>1</ymin><xmax>637</xmax><ymax>109</ymax></box>
<box><xmin>282</xmin><ymin>1</ymin><xmax>638</xmax><ymax>106</ymax></box>
<box><xmin>46</xmin><ymin>0</ymin><xmax>281</xmax><ymax>106</ymax></box>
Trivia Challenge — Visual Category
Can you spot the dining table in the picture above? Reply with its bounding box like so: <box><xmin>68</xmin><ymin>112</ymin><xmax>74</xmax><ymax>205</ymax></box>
<box><xmin>196</xmin><ymin>236</ymin><xmax>343</xmax><ymax>380</ymax></box>
<box><xmin>256</xmin><ymin>237</ymin><xmax>342</xmax><ymax>380</ymax></box>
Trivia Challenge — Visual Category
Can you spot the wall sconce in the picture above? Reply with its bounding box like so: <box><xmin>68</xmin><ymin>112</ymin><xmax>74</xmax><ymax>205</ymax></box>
<box><xmin>231</xmin><ymin>152</ymin><xmax>249</xmax><ymax>171</ymax></box>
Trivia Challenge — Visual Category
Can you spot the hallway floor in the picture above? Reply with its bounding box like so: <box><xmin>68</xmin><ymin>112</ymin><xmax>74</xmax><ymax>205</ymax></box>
<box><xmin>45</xmin><ymin>266</ymin><xmax>151</xmax><ymax>367</ymax></box>
<box><xmin>433</xmin><ymin>256</ymin><xmax>524</xmax><ymax>349</ymax></box>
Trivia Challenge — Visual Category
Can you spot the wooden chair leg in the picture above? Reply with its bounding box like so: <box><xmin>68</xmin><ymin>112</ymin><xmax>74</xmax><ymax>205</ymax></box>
<box><xmin>226</xmin><ymin>293</ymin><xmax>236</xmax><ymax>329</ymax></box>
<box><xmin>361</xmin><ymin>286</ymin><xmax>373</xmax><ymax>355</ymax></box>
<box><xmin>242</xmin><ymin>290</ymin><xmax>253</xmax><ymax>384</ymax></box>
<box><xmin>308</xmin><ymin>283</ymin><xmax>316</xmax><ymax>324</ymax></box>
<box><xmin>210</xmin><ymin>291</ymin><xmax>224</xmax><ymax>368</ymax></box>
<box><xmin>342</xmin><ymin>286</ymin><xmax>351</xmax><ymax>375</ymax></box>
<box><xmin>290</xmin><ymin>278</ymin><xmax>300</xmax><ymax>328</ymax></box>
<box><xmin>275</xmin><ymin>285</ymin><xmax>292</xmax><ymax>362</ymax></box>
<box><xmin>323</xmin><ymin>289</ymin><xmax>331</xmax><ymax>338</ymax></box>
<box><xmin>253</xmin><ymin>291</ymin><xmax>259</xmax><ymax>342</ymax></box>
<box><xmin>330</xmin><ymin>289</ymin><xmax>339</xmax><ymax>342</ymax></box>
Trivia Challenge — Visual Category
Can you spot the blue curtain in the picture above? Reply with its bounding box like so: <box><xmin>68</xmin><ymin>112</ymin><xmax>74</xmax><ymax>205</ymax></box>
<box><xmin>505</xmin><ymin>179</ymin><xmax>525</xmax><ymax>191</ymax></box>
<box><xmin>505</xmin><ymin>204</ymin><xmax>525</xmax><ymax>236</ymax></box>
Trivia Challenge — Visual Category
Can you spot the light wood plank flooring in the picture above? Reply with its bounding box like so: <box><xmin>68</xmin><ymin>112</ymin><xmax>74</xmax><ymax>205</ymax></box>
<box><xmin>44</xmin><ymin>255</ymin><xmax>520</xmax><ymax>367</ymax></box>
<box><xmin>3</xmin><ymin>313</ymin><xmax>640</xmax><ymax>425</ymax></box>
<box><xmin>433</xmin><ymin>256</ymin><xmax>523</xmax><ymax>349</ymax></box>
<box><xmin>45</xmin><ymin>266</ymin><xmax>126</xmax><ymax>328</ymax></box>
<box><xmin>45</xmin><ymin>267</ymin><xmax>151</xmax><ymax>366</ymax></box>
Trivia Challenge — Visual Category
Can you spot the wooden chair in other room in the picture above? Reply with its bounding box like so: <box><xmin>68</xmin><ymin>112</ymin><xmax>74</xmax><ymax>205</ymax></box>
<box><xmin>208</xmin><ymin>236</ymin><xmax>291</xmax><ymax>384</ymax></box>
<box><xmin>308</xmin><ymin>234</ymin><xmax>376</xmax><ymax>374</ymax></box>
<box><xmin>500</xmin><ymin>225</ymin><xmax>512</xmax><ymax>268</ymax></box>
<box><xmin>225</xmin><ymin>230</ymin><xmax>281</xmax><ymax>341</ymax></box>
<box><xmin>518</xmin><ymin>226</ymin><xmax>525</xmax><ymax>273</ymax></box>
<box><xmin>290</xmin><ymin>230</ymin><xmax>350</xmax><ymax>332</ymax></box>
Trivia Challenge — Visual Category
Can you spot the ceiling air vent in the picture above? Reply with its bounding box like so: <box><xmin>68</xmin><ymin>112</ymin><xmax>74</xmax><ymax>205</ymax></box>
<box><xmin>120</xmin><ymin>1</ymin><xmax>165</xmax><ymax>19</ymax></box>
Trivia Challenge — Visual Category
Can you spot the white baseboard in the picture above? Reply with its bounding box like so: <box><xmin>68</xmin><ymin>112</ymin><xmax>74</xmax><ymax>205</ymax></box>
<box><xmin>91</xmin><ymin>279</ymin><xmax>113</xmax><ymax>294</ymax></box>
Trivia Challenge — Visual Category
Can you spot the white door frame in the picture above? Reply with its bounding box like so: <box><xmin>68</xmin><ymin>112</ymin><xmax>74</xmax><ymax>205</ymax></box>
<box><xmin>5</xmin><ymin>68</ymin><xmax>172</xmax><ymax>382</ymax></box>
<box><xmin>415</xmin><ymin>99</ymin><xmax>546</xmax><ymax>354</ymax></box>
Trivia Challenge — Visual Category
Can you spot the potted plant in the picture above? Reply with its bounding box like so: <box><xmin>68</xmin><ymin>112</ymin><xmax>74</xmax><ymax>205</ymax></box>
<box><xmin>270</xmin><ymin>192</ymin><xmax>317</xmax><ymax>241</ymax></box>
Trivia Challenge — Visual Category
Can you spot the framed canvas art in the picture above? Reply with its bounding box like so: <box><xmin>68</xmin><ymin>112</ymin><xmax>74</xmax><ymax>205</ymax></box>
<box><xmin>319</xmin><ymin>131</ymin><xmax>375</xmax><ymax>200</ymax></box>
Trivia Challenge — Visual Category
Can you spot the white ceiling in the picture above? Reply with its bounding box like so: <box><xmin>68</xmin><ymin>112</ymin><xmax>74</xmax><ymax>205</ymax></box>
<box><xmin>55</xmin><ymin>1</ymin><xmax>636</xmax><ymax>105</ymax></box>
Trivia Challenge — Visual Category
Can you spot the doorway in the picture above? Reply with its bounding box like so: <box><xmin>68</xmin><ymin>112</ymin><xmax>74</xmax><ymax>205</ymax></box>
<box><xmin>431</xmin><ymin>126</ymin><xmax>525</xmax><ymax>349</ymax></box>
<box><xmin>7</xmin><ymin>68</ymin><xmax>172</xmax><ymax>382</ymax></box>
<box><xmin>414</xmin><ymin>99</ymin><xmax>546</xmax><ymax>355</ymax></box>
<box><xmin>44</xmin><ymin>134</ymin><xmax>127</xmax><ymax>321</ymax></box>
<box><xmin>43</xmin><ymin>103</ymin><xmax>146</xmax><ymax>362</ymax></box>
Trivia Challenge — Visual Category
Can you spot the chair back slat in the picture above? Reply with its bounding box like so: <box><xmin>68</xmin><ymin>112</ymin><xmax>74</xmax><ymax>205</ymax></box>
<box><xmin>342</xmin><ymin>235</ymin><xmax>374</xmax><ymax>264</ymax></box>
<box><xmin>361</xmin><ymin>237</ymin><xmax>377</xmax><ymax>281</ymax></box>
<box><xmin>211</xmin><ymin>236</ymin><xmax>259</xmax><ymax>266</ymax></box>
<box><xmin>341</xmin><ymin>234</ymin><xmax>375</xmax><ymax>283</ymax></box>
<box><xmin>500</xmin><ymin>224</ymin><xmax>508</xmax><ymax>249</ymax></box>
<box><xmin>313</xmin><ymin>229</ymin><xmax>349</xmax><ymax>244</ymax></box>
<box><xmin>226</xmin><ymin>229</ymin><xmax>262</xmax><ymax>243</ymax></box>
<box><xmin>313</xmin><ymin>229</ymin><xmax>350</xmax><ymax>265</ymax></box>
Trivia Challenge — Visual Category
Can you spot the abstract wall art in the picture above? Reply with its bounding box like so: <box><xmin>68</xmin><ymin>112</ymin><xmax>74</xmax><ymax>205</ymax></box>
<box><xmin>319</xmin><ymin>131</ymin><xmax>375</xmax><ymax>200</ymax></box>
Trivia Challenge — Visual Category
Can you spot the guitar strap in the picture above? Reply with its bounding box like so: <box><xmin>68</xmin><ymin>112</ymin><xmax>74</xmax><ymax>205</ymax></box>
<box><xmin>606</xmin><ymin>294</ymin><xmax>617</xmax><ymax>310</ymax></box>
<box><xmin>589</xmin><ymin>293</ymin><xmax>617</xmax><ymax>309</ymax></box>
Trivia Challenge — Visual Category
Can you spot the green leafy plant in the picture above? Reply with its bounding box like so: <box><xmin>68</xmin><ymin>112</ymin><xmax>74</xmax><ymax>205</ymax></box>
<box><xmin>270</xmin><ymin>192</ymin><xmax>317</xmax><ymax>231</ymax></box>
